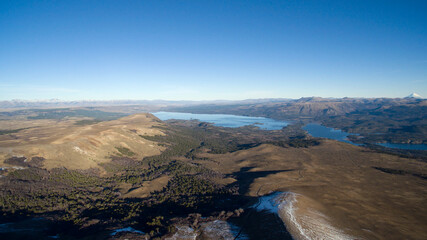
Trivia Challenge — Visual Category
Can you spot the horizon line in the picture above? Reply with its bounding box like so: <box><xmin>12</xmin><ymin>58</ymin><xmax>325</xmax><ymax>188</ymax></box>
<box><xmin>0</xmin><ymin>95</ymin><xmax>424</xmax><ymax>102</ymax></box>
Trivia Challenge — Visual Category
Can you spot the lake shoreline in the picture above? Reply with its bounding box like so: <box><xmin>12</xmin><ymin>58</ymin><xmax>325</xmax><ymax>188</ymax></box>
<box><xmin>153</xmin><ymin>112</ymin><xmax>427</xmax><ymax>151</ymax></box>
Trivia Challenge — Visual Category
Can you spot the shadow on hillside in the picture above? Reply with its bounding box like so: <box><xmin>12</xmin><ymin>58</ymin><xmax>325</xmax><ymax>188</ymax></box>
<box><xmin>225</xmin><ymin>167</ymin><xmax>295</xmax><ymax>240</ymax></box>
<box><xmin>227</xmin><ymin>166</ymin><xmax>295</xmax><ymax>195</ymax></box>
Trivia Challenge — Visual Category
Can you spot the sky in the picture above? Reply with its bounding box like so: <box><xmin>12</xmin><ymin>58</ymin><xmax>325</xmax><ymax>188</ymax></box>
<box><xmin>0</xmin><ymin>0</ymin><xmax>426</xmax><ymax>101</ymax></box>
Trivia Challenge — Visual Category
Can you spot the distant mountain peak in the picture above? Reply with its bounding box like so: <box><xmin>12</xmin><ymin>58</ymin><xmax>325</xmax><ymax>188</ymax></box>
<box><xmin>405</xmin><ymin>93</ymin><xmax>423</xmax><ymax>99</ymax></box>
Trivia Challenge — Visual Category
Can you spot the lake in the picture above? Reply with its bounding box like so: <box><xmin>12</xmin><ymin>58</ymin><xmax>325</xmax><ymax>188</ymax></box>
<box><xmin>302</xmin><ymin>124</ymin><xmax>427</xmax><ymax>150</ymax></box>
<box><xmin>152</xmin><ymin>112</ymin><xmax>289</xmax><ymax>130</ymax></box>
<box><xmin>302</xmin><ymin>123</ymin><xmax>360</xmax><ymax>146</ymax></box>
<box><xmin>378</xmin><ymin>143</ymin><xmax>427</xmax><ymax>151</ymax></box>
<box><xmin>153</xmin><ymin>112</ymin><xmax>426</xmax><ymax>151</ymax></box>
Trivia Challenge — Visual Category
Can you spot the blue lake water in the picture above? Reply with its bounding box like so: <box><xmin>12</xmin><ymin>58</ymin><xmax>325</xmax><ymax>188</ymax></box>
<box><xmin>303</xmin><ymin>123</ymin><xmax>427</xmax><ymax>150</ymax></box>
<box><xmin>153</xmin><ymin>112</ymin><xmax>426</xmax><ymax>150</ymax></box>
<box><xmin>378</xmin><ymin>143</ymin><xmax>427</xmax><ymax>151</ymax></box>
<box><xmin>152</xmin><ymin>112</ymin><xmax>289</xmax><ymax>130</ymax></box>
<box><xmin>302</xmin><ymin>123</ymin><xmax>359</xmax><ymax>145</ymax></box>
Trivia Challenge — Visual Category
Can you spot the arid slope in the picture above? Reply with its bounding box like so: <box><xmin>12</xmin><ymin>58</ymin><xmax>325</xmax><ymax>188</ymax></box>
<box><xmin>0</xmin><ymin>113</ymin><xmax>165</xmax><ymax>170</ymax></box>
<box><xmin>193</xmin><ymin>140</ymin><xmax>427</xmax><ymax>239</ymax></box>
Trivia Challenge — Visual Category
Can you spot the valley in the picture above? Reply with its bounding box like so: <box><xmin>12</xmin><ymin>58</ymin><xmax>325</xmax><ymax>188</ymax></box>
<box><xmin>0</xmin><ymin>101</ymin><xmax>426</xmax><ymax>239</ymax></box>
<box><xmin>166</xmin><ymin>97</ymin><xmax>427</xmax><ymax>146</ymax></box>
<box><xmin>2</xmin><ymin>1</ymin><xmax>426</xmax><ymax>239</ymax></box>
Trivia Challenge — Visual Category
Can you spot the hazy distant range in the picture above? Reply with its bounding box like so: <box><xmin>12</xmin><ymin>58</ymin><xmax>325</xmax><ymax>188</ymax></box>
<box><xmin>0</xmin><ymin>98</ymin><xmax>293</xmax><ymax>109</ymax></box>
<box><xmin>0</xmin><ymin>95</ymin><xmax>422</xmax><ymax>110</ymax></box>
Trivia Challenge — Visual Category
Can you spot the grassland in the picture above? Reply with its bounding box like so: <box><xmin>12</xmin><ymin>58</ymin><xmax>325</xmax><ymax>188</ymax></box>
<box><xmin>0</xmin><ymin>110</ymin><xmax>426</xmax><ymax>239</ymax></box>
<box><xmin>0</xmin><ymin>113</ymin><xmax>164</xmax><ymax>170</ymax></box>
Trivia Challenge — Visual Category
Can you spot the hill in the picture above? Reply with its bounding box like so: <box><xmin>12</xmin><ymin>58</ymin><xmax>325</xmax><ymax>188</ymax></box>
<box><xmin>0</xmin><ymin>106</ymin><xmax>426</xmax><ymax>239</ymax></box>
<box><xmin>166</xmin><ymin>97</ymin><xmax>427</xmax><ymax>145</ymax></box>
<box><xmin>0</xmin><ymin>113</ymin><xmax>164</xmax><ymax>170</ymax></box>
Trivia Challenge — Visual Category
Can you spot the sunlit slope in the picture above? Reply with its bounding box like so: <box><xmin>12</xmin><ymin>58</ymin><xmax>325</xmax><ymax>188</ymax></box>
<box><xmin>194</xmin><ymin>140</ymin><xmax>427</xmax><ymax>240</ymax></box>
<box><xmin>0</xmin><ymin>113</ymin><xmax>165</xmax><ymax>170</ymax></box>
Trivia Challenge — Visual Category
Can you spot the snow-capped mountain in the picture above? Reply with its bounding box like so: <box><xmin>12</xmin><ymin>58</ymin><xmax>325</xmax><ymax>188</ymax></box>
<box><xmin>405</xmin><ymin>93</ymin><xmax>423</xmax><ymax>99</ymax></box>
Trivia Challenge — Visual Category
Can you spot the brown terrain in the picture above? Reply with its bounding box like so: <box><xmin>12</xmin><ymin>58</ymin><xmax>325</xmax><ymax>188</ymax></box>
<box><xmin>0</xmin><ymin>111</ymin><xmax>425</xmax><ymax>239</ymax></box>
<box><xmin>192</xmin><ymin>140</ymin><xmax>427</xmax><ymax>240</ymax></box>
<box><xmin>0</xmin><ymin>113</ymin><xmax>164</xmax><ymax>171</ymax></box>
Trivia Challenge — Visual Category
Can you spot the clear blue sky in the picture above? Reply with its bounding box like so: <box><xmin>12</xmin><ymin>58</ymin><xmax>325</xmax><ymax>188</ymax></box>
<box><xmin>1</xmin><ymin>0</ymin><xmax>426</xmax><ymax>100</ymax></box>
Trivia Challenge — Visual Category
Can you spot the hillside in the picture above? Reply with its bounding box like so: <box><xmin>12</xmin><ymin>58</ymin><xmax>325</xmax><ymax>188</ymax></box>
<box><xmin>0</xmin><ymin>113</ymin><xmax>165</xmax><ymax>171</ymax></box>
<box><xmin>166</xmin><ymin>97</ymin><xmax>427</xmax><ymax>145</ymax></box>
<box><xmin>0</xmin><ymin>112</ymin><xmax>426</xmax><ymax>239</ymax></box>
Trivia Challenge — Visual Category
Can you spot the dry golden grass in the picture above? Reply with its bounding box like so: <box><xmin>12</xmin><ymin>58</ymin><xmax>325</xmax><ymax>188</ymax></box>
<box><xmin>195</xmin><ymin>140</ymin><xmax>427</xmax><ymax>240</ymax></box>
<box><xmin>122</xmin><ymin>175</ymin><xmax>171</xmax><ymax>199</ymax></box>
<box><xmin>1</xmin><ymin>113</ymin><xmax>426</xmax><ymax>239</ymax></box>
<box><xmin>0</xmin><ymin>113</ymin><xmax>165</xmax><ymax>170</ymax></box>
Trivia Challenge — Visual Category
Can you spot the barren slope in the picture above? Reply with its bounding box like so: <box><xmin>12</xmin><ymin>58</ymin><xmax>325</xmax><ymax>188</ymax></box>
<box><xmin>194</xmin><ymin>140</ymin><xmax>427</xmax><ymax>239</ymax></box>
<box><xmin>0</xmin><ymin>113</ymin><xmax>165</xmax><ymax>170</ymax></box>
